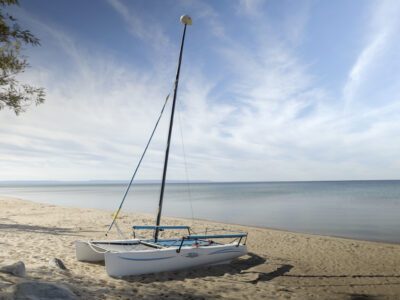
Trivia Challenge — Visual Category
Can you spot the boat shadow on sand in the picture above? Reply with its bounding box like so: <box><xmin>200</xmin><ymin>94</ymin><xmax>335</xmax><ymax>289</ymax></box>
<box><xmin>0</xmin><ymin>220</ymin><xmax>97</xmax><ymax>237</ymax></box>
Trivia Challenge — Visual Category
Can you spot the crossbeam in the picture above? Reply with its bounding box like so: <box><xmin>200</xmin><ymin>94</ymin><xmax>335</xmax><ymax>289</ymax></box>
<box><xmin>186</xmin><ymin>233</ymin><xmax>247</xmax><ymax>239</ymax></box>
<box><xmin>132</xmin><ymin>225</ymin><xmax>191</xmax><ymax>230</ymax></box>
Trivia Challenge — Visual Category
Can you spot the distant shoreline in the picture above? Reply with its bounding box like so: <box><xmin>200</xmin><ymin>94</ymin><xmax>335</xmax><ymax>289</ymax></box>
<box><xmin>1</xmin><ymin>178</ymin><xmax>400</xmax><ymax>186</ymax></box>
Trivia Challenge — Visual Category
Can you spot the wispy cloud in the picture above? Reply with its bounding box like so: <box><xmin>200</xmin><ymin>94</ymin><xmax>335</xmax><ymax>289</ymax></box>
<box><xmin>236</xmin><ymin>0</ymin><xmax>265</xmax><ymax>17</ymax></box>
<box><xmin>343</xmin><ymin>0</ymin><xmax>400</xmax><ymax>108</ymax></box>
<box><xmin>179</xmin><ymin>0</ymin><xmax>226</xmax><ymax>38</ymax></box>
<box><xmin>0</xmin><ymin>12</ymin><xmax>177</xmax><ymax>180</ymax></box>
<box><xmin>1</xmin><ymin>1</ymin><xmax>400</xmax><ymax>181</ymax></box>
<box><xmin>106</xmin><ymin>0</ymin><xmax>171</xmax><ymax>52</ymax></box>
<box><xmin>175</xmin><ymin>0</ymin><xmax>400</xmax><ymax>181</ymax></box>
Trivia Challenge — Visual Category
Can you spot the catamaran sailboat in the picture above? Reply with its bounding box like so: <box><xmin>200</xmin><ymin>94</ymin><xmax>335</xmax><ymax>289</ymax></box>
<box><xmin>75</xmin><ymin>15</ymin><xmax>248</xmax><ymax>277</ymax></box>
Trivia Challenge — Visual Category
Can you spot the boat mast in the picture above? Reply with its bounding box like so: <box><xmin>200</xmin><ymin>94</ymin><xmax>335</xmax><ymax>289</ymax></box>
<box><xmin>155</xmin><ymin>15</ymin><xmax>192</xmax><ymax>241</ymax></box>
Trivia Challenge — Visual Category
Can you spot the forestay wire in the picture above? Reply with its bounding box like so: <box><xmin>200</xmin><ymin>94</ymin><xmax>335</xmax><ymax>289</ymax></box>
<box><xmin>105</xmin><ymin>93</ymin><xmax>171</xmax><ymax>236</ymax></box>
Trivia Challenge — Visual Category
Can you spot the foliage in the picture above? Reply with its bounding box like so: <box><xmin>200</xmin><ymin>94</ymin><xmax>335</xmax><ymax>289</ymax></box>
<box><xmin>0</xmin><ymin>0</ymin><xmax>45</xmax><ymax>115</ymax></box>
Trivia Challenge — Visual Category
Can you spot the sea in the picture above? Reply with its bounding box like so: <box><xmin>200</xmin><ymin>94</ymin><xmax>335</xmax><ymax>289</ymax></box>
<box><xmin>1</xmin><ymin>180</ymin><xmax>399</xmax><ymax>244</ymax></box>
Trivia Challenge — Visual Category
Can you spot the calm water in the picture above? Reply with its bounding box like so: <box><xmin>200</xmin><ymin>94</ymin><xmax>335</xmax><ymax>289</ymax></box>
<box><xmin>1</xmin><ymin>181</ymin><xmax>400</xmax><ymax>244</ymax></box>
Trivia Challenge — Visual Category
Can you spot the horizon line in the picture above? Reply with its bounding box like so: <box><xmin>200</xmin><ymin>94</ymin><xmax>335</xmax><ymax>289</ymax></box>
<box><xmin>1</xmin><ymin>179</ymin><xmax>399</xmax><ymax>184</ymax></box>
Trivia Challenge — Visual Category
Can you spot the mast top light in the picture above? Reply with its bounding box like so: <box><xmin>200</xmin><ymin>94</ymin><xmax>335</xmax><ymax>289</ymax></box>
<box><xmin>180</xmin><ymin>15</ymin><xmax>192</xmax><ymax>25</ymax></box>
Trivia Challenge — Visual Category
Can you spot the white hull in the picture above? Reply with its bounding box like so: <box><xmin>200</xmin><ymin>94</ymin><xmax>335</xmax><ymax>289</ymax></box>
<box><xmin>75</xmin><ymin>239</ymin><xmax>140</xmax><ymax>262</ymax></box>
<box><xmin>105</xmin><ymin>243</ymin><xmax>247</xmax><ymax>277</ymax></box>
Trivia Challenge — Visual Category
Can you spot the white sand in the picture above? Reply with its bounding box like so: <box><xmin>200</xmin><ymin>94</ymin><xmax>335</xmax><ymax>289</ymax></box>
<box><xmin>0</xmin><ymin>196</ymin><xmax>399</xmax><ymax>299</ymax></box>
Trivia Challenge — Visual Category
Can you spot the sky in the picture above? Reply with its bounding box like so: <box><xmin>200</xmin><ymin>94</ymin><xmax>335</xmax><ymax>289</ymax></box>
<box><xmin>1</xmin><ymin>0</ymin><xmax>400</xmax><ymax>182</ymax></box>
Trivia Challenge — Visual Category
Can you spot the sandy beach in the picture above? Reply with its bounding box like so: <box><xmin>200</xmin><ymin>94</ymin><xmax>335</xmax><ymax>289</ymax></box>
<box><xmin>0</xmin><ymin>196</ymin><xmax>399</xmax><ymax>299</ymax></box>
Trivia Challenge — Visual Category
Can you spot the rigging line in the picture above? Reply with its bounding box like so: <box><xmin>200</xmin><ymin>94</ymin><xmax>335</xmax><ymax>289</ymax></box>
<box><xmin>105</xmin><ymin>93</ymin><xmax>171</xmax><ymax>236</ymax></box>
<box><xmin>177</xmin><ymin>102</ymin><xmax>195</xmax><ymax>224</ymax></box>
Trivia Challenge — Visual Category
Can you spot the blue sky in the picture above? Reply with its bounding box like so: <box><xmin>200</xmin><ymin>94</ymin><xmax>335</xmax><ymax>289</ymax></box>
<box><xmin>1</xmin><ymin>0</ymin><xmax>400</xmax><ymax>181</ymax></box>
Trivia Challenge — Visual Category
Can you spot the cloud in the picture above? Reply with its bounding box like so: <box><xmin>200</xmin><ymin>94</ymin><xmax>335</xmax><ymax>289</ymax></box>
<box><xmin>178</xmin><ymin>0</ymin><xmax>226</xmax><ymax>38</ymax></box>
<box><xmin>177</xmin><ymin>1</ymin><xmax>400</xmax><ymax>181</ymax></box>
<box><xmin>0</xmin><ymin>12</ymin><xmax>178</xmax><ymax>180</ymax></box>
<box><xmin>106</xmin><ymin>0</ymin><xmax>171</xmax><ymax>53</ymax></box>
<box><xmin>236</xmin><ymin>0</ymin><xmax>265</xmax><ymax>16</ymax></box>
<box><xmin>282</xmin><ymin>1</ymin><xmax>312</xmax><ymax>46</ymax></box>
<box><xmin>343</xmin><ymin>0</ymin><xmax>400</xmax><ymax>108</ymax></box>
<box><xmin>1</xmin><ymin>1</ymin><xmax>400</xmax><ymax>182</ymax></box>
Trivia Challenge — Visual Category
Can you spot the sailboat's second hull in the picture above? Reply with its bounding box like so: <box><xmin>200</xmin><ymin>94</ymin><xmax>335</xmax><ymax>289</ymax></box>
<box><xmin>75</xmin><ymin>239</ymin><xmax>141</xmax><ymax>262</ymax></box>
<box><xmin>104</xmin><ymin>243</ymin><xmax>247</xmax><ymax>277</ymax></box>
